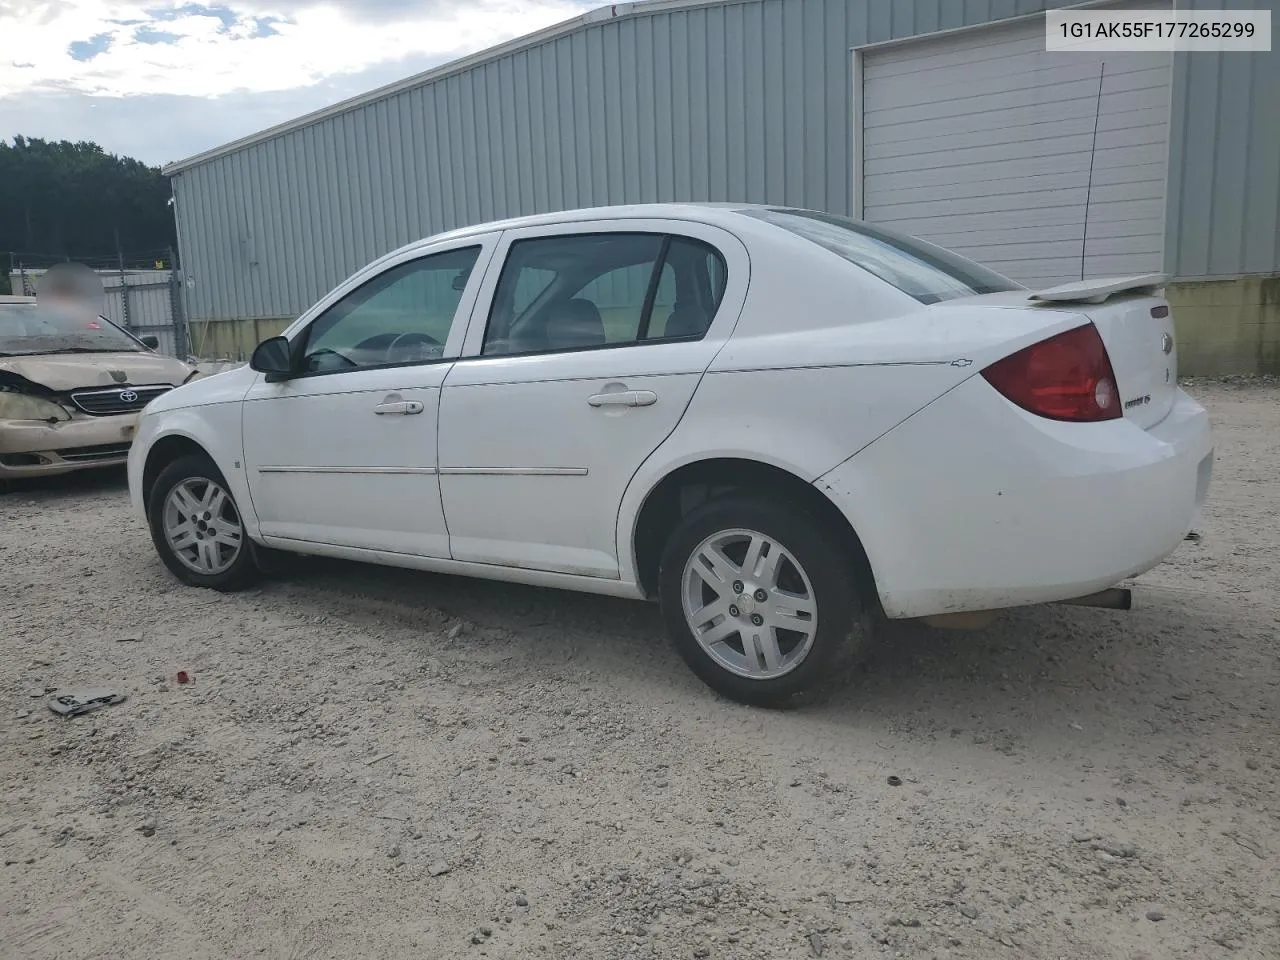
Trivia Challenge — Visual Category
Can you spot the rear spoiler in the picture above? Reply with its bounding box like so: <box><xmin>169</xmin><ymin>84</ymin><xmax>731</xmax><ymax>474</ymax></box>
<box><xmin>1028</xmin><ymin>273</ymin><xmax>1168</xmax><ymax>305</ymax></box>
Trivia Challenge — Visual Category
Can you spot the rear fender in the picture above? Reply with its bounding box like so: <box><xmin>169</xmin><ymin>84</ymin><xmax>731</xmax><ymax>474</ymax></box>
<box><xmin>614</xmin><ymin>304</ymin><xmax>1089</xmax><ymax>586</ymax></box>
<box><xmin>615</xmin><ymin>362</ymin><xmax>964</xmax><ymax>586</ymax></box>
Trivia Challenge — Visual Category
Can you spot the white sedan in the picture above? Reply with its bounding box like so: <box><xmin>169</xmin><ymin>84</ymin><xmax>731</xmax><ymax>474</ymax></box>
<box><xmin>128</xmin><ymin>204</ymin><xmax>1212</xmax><ymax>707</ymax></box>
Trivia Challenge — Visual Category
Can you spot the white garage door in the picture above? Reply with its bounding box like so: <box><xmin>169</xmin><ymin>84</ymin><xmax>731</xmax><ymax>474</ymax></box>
<box><xmin>860</xmin><ymin>3</ymin><xmax>1172</xmax><ymax>288</ymax></box>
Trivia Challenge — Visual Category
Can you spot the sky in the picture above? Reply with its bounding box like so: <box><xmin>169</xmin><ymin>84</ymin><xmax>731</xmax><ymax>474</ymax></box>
<box><xmin>0</xmin><ymin>0</ymin><xmax>595</xmax><ymax>167</ymax></box>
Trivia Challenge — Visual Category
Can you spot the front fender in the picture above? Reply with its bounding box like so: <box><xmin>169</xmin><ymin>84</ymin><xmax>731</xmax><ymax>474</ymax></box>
<box><xmin>129</xmin><ymin>402</ymin><xmax>259</xmax><ymax>538</ymax></box>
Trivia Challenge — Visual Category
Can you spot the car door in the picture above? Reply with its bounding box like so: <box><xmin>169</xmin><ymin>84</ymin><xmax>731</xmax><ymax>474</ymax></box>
<box><xmin>241</xmin><ymin>235</ymin><xmax>496</xmax><ymax>556</ymax></box>
<box><xmin>437</xmin><ymin>218</ymin><xmax>749</xmax><ymax>578</ymax></box>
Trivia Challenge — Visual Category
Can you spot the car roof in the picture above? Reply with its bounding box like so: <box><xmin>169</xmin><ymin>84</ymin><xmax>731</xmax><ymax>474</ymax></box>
<box><xmin>411</xmin><ymin>202</ymin><xmax>771</xmax><ymax>246</ymax></box>
<box><xmin>375</xmin><ymin>202</ymin><xmax>793</xmax><ymax>269</ymax></box>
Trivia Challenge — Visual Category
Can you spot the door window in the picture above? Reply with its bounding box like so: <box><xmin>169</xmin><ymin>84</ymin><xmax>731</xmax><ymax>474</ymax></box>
<box><xmin>481</xmin><ymin>233</ymin><xmax>728</xmax><ymax>356</ymax></box>
<box><xmin>301</xmin><ymin>245</ymin><xmax>481</xmax><ymax>374</ymax></box>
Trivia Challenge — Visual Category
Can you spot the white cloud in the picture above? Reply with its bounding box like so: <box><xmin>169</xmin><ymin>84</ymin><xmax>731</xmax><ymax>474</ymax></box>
<box><xmin>0</xmin><ymin>57</ymin><xmax>461</xmax><ymax>165</ymax></box>
<box><xmin>0</xmin><ymin>0</ymin><xmax>592</xmax><ymax>98</ymax></box>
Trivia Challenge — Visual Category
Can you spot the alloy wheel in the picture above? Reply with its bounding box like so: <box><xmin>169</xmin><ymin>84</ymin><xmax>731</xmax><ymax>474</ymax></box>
<box><xmin>162</xmin><ymin>477</ymin><xmax>244</xmax><ymax>576</ymax></box>
<box><xmin>680</xmin><ymin>527</ymin><xmax>818</xmax><ymax>680</ymax></box>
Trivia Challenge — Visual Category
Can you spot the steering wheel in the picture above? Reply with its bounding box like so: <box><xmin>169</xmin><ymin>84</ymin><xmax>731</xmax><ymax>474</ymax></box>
<box><xmin>384</xmin><ymin>331</ymin><xmax>442</xmax><ymax>363</ymax></box>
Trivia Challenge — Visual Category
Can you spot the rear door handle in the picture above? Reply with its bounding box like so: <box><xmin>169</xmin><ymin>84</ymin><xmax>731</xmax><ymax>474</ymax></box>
<box><xmin>587</xmin><ymin>390</ymin><xmax>657</xmax><ymax>408</ymax></box>
<box><xmin>373</xmin><ymin>400</ymin><xmax>424</xmax><ymax>415</ymax></box>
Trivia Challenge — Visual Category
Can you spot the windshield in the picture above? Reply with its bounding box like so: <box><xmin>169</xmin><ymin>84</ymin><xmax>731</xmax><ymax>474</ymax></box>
<box><xmin>740</xmin><ymin>207</ymin><xmax>1023</xmax><ymax>305</ymax></box>
<box><xmin>0</xmin><ymin>302</ymin><xmax>144</xmax><ymax>356</ymax></box>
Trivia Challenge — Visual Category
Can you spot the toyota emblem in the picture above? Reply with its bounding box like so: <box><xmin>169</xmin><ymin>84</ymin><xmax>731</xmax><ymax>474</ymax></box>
<box><xmin>119</xmin><ymin>389</ymin><xmax>139</xmax><ymax>403</ymax></box>
<box><xmin>1161</xmin><ymin>333</ymin><xmax>1174</xmax><ymax>355</ymax></box>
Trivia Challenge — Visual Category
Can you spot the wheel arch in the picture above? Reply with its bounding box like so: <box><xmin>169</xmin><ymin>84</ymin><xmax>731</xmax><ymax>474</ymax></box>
<box><xmin>142</xmin><ymin>433</ymin><xmax>213</xmax><ymax>510</ymax></box>
<box><xmin>626</xmin><ymin>456</ymin><xmax>877</xmax><ymax>604</ymax></box>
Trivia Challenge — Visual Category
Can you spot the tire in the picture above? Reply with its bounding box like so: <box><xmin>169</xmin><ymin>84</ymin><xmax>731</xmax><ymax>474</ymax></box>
<box><xmin>147</xmin><ymin>453</ymin><xmax>260</xmax><ymax>592</ymax></box>
<box><xmin>658</xmin><ymin>495</ymin><xmax>870</xmax><ymax>708</ymax></box>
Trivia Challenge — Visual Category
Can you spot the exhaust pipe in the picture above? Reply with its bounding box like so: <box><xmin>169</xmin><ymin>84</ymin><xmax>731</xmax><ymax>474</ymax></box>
<box><xmin>1056</xmin><ymin>587</ymin><xmax>1132</xmax><ymax>611</ymax></box>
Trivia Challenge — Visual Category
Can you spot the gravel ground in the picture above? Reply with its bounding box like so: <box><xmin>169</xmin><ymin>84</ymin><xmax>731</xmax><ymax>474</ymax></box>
<box><xmin>2</xmin><ymin>380</ymin><xmax>1277</xmax><ymax>960</ymax></box>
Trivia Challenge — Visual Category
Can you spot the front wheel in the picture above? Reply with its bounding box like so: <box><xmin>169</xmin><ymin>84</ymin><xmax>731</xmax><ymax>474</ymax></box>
<box><xmin>658</xmin><ymin>496</ymin><xmax>869</xmax><ymax>708</ymax></box>
<box><xmin>147</xmin><ymin>454</ymin><xmax>260</xmax><ymax>591</ymax></box>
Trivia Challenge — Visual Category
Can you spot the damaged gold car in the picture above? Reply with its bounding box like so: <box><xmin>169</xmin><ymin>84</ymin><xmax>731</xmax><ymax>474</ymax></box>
<box><xmin>0</xmin><ymin>295</ymin><xmax>198</xmax><ymax>481</ymax></box>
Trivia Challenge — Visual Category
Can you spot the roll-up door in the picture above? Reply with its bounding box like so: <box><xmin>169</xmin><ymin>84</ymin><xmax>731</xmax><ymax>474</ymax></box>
<box><xmin>860</xmin><ymin>2</ymin><xmax>1173</xmax><ymax>287</ymax></box>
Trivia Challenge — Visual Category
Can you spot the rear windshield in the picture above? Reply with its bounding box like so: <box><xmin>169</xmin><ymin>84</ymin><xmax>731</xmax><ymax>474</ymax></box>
<box><xmin>0</xmin><ymin>302</ymin><xmax>144</xmax><ymax>356</ymax></box>
<box><xmin>740</xmin><ymin>207</ymin><xmax>1023</xmax><ymax>305</ymax></box>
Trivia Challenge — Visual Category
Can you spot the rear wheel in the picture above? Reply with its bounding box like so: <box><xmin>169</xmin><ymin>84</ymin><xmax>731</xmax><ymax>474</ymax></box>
<box><xmin>658</xmin><ymin>495</ymin><xmax>869</xmax><ymax>708</ymax></box>
<box><xmin>147</xmin><ymin>454</ymin><xmax>259</xmax><ymax>591</ymax></box>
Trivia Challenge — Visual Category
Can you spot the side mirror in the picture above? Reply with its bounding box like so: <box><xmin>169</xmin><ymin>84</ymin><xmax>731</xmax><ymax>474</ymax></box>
<box><xmin>250</xmin><ymin>336</ymin><xmax>294</xmax><ymax>381</ymax></box>
<box><xmin>140</xmin><ymin>335</ymin><xmax>160</xmax><ymax>349</ymax></box>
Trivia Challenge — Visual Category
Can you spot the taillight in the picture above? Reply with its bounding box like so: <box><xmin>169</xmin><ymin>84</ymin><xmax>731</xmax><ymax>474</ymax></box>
<box><xmin>981</xmin><ymin>323</ymin><xmax>1121</xmax><ymax>422</ymax></box>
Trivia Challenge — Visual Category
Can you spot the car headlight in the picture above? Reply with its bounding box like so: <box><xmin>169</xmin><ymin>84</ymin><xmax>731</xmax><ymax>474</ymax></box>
<box><xmin>0</xmin><ymin>391</ymin><xmax>71</xmax><ymax>422</ymax></box>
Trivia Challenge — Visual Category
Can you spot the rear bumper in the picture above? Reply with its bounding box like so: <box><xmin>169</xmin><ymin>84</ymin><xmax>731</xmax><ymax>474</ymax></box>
<box><xmin>0</xmin><ymin>414</ymin><xmax>138</xmax><ymax>478</ymax></box>
<box><xmin>817</xmin><ymin>381</ymin><xmax>1213</xmax><ymax>619</ymax></box>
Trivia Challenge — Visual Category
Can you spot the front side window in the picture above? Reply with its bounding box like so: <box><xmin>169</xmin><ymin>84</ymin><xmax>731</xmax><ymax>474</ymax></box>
<box><xmin>740</xmin><ymin>207</ymin><xmax>1022</xmax><ymax>305</ymax></box>
<box><xmin>481</xmin><ymin>232</ymin><xmax>728</xmax><ymax>356</ymax></box>
<box><xmin>0</xmin><ymin>302</ymin><xmax>144</xmax><ymax>357</ymax></box>
<box><xmin>301</xmin><ymin>245</ymin><xmax>481</xmax><ymax>374</ymax></box>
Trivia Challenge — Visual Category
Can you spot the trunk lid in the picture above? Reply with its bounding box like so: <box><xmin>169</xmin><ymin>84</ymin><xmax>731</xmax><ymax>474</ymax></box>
<box><xmin>1028</xmin><ymin>275</ymin><xmax>1177</xmax><ymax>429</ymax></box>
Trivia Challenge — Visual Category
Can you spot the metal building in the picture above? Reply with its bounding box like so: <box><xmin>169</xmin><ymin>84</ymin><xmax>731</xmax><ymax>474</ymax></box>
<box><xmin>165</xmin><ymin>0</ymin><xmax>1280</xmax><ymax>373</ymax></box>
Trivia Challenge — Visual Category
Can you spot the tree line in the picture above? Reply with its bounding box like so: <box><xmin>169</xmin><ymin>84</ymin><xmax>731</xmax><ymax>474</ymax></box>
<box><xmin>1</xmin><ymin>136</ymin><xmax>176</xmax><ymax>293</ymax></box>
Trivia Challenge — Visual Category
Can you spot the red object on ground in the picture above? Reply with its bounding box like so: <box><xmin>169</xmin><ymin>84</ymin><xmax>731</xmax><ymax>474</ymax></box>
<box><xmin>176</xmin><ymin>671</ymin><xmax>192</xmax><ymax>684</ymax></box>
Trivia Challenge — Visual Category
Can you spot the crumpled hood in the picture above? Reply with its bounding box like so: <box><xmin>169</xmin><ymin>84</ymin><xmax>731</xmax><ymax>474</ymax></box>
<box><xmin>0</xmin><ymin>352</ymin><xmax>193</xmax><ymax>391</ymax></box>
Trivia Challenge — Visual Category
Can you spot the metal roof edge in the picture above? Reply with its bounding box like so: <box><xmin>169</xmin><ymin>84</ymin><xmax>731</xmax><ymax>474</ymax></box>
<box><xmin>162</xmin><ymin>0</ymin><xmax>734</xmax><ymax>176</ymax></box>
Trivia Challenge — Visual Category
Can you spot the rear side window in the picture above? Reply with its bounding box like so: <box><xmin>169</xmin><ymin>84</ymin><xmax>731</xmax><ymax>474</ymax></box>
<box><xmin>482</xmin><ymin>233</ymin><xmax>728</xmax><ymax>356</ymax></box>
<box><xmin>740</xmin><ymin>207</ymin><xmax>1022</xmax><ymax>305</ymax></box>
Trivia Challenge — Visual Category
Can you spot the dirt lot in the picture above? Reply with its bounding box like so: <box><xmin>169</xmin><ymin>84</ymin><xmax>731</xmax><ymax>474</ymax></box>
<box><xmin>2</xmin><ymin>381</ymin><xmax>1277</xmax><ymax>960</ymax></box>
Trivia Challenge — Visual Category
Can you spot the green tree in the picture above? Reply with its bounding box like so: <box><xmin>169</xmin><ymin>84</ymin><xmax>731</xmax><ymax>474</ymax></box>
<box><xmin>0</xmin><ymin>136</ymin><xmax>176</xmax><ymax>269</ymax></box>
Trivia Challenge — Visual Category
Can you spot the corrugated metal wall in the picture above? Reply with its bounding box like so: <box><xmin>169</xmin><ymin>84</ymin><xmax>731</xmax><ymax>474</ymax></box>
<box><xmin>173</xmin><ymin>0</ymin><xmax>1076</xmax><ymax>322</ymax></box>
<box><xmin>100</xmin><ymin>270</ymin><xmax>172</xmax><ymax>330</ymax></box>
<box><xmin>172</xmin><ymin>0</ymin><xmax>1276</xmax><ymax>324</ymax></box>
<box><xmin>1164</xmin><ymin>0</ymin><xmax>1279</xmax><ymax>280</ymax></box>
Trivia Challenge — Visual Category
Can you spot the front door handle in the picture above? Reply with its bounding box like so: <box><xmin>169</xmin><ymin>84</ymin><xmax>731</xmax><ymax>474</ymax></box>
<box><xmin>587</xmin><ymin>390</ymin><xmax>658</xmax><ymax>408</ymax></box>
<box><xmin>373</xmin><ymin>400</ymin><xmax>424</xmax><ymax>415</ymax></box>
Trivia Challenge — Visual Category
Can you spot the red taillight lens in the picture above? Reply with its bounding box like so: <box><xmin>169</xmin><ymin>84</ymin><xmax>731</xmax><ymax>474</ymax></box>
<box><xmin>981</xmin><ymin>323</ymin><xmax>1121</xmax><ymax>422</ymax></box>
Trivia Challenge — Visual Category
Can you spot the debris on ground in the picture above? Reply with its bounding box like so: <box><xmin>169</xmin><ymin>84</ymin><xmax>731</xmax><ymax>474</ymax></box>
<box><xmin>45</xmin><ymin>689</ymin><xmax>126</xmax><ymax>718</ymax></box>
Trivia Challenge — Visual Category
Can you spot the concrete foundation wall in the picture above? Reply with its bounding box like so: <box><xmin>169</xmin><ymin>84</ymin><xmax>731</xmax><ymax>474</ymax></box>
<box><xmin>188</xmin><ymin>316</ymin><xmax>292</xmax><ymax>363</ymax></box>
<box><xmin>1168</xmin><ymin>275</ymin><xmax>1280</xmax><ymax>377</ymax></box>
